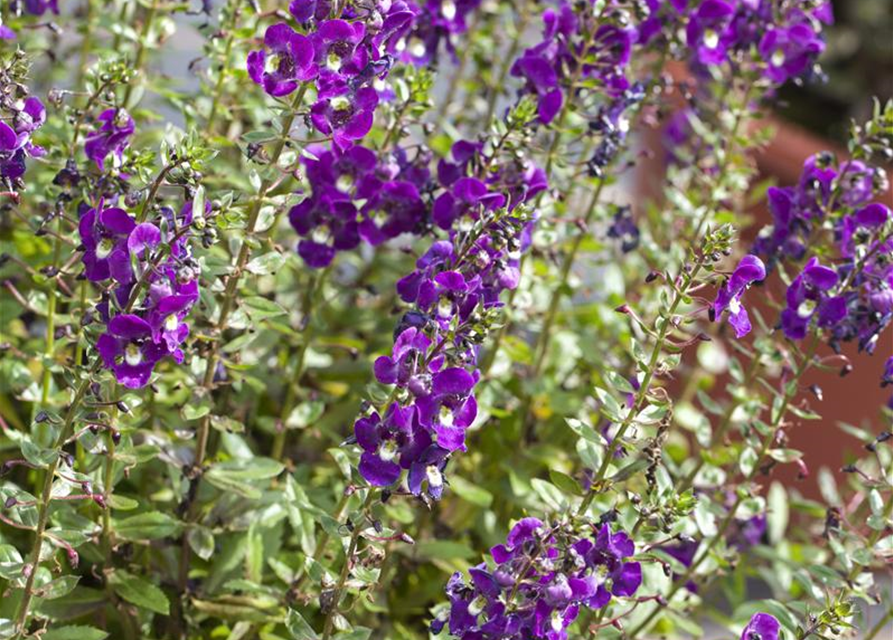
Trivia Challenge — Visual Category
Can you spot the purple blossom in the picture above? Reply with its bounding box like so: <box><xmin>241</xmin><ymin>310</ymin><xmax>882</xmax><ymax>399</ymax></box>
<box><xmin>310</xmin><ymin>86</ymin><xmax>379</xmax><ymax>150</ymax></box>
<box><xmin>433</xmin><ymin>521</ymin><xmax>642</xmax><ymax>639</ymax></box>
<box><xmin>741</xmin><ymin>613</ymin><xmax>780</xmax><ymax>640</ymax></box>
<box><xmin>247</xmin><ymin>23</ymin><xmax>317</xmax><ymax>97</ymax></box>
<box><xmin>781</xmin><ymin>257</ymin><xmax>847</xmax><ymax>340</ymax></box>
<box><xmin>84</xmin><ymin>109</ymin><xmax>135</xmax><ymax>172</ymax></box>
<box><xmin>0</xmin><ymin>96</ymin><xmax>46</xmax><ymax>180</ymax></box>
<box><xmin>97</xmin><ymin>315</ymin><xmax>170</xmax><ymax>389</ymax></box>
<box><xmin>355</xmin><ymin>404</ymin><xmax>430</xmax><ymax>487</ymax></box>
<box><xmin>78</xmin><ymin>201</ymin><xmax>137</xmax><ymax>284</ymax></box>
<box><xmin>713</xmin><ymin>255</ymin><xmax>767</xmax><ymax>338</ymax></box>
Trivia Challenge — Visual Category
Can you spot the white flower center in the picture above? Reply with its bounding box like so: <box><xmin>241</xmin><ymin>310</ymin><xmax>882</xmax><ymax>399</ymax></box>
<box><xmin>439</xmin><ymin>404</ymin><xmax>455</xmax><ymax>428</ymax></box>
<box><xmin>797</xmin><ymin>299</ymin><xmax>816</xmax><ymax>319</ymax></box>
<box><xmin>124</xmin><ymin>344</ymin><xmax>143</xmax><ymax>366</ymax></box>
<box><xmin>441</xmin><ymin>0</ymin><xmax>457</xmax><ymax>21</ymax></box>
<box><xmin>378</xmin><ymin>439</ymin><xmax>398</xmax><ymax>462</ymax></box>
<box><xmin>410</xmin><ymin>40</ymin><xmax>427</xmax><ymax>58</ymax></box>
<box><xmin>436</xmin><ymin>297</ymin><xmax>453</xmax><ymax>319</ymax></box>
<box><xmin>467</xmin><ymin>595</ymin><xmax>486</xmax><ymax>616</ymax></box>
<box><xmin>551</xmin><ymin>611</ymin><xmax>564</xmax><ymax>633</ymax></box>
<box><xmin>311</xmin><ymin>225</ymin><xmax>331</xmax><ymax>244</ymax></box>
<box><xmin>164</xmin><ymin>314</ymin><xmax>179</xmax><ymax>332</ymax></box>
<box><xmin>336</xmin><ymin>174</ymin><xmax>355</xmax><ymax>192</ymax></box>
<box><xmin>326</xmin><ymin>51</ymin><xmax>343</xmax><ymax>72</ymax></box>
<box><xmin>331</xmin><ymin>95</ymin><xmax>351</xmax><ymax>113</ymax></box>
<box><xmin>728</xmin><ymin>296</ymin><xmax>741</xmax><ymax>315</ymax></box>
<box><xmin>704</xmin><ymin>29</ymin><xmax>720</xmax><ymax>50</ymax></box>
<box><xmin>771</xmin><ymin>48</ymin><xmax>786</xmax><ymax>67</ymax></box>
<box><xmin>426</xmin><ymin>464</ymin><xmax>443</xmax><ymax>489</ymax></box>
<box><xmin>96</xmin><ymin>237</ymin><xmax>115</xmax><ymax>260</ymax></box>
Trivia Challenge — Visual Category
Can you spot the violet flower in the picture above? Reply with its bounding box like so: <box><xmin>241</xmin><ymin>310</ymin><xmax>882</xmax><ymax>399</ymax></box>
<box><xmin>78</xmin><ymin>201</ymin><xmax>137</xmax><ymax>284</ymax></box>
<box><xmin>713</xmin><ymin>254</ymin><xmax>767</xmax><ymax>338</ymax></box>
<box><xmin>247</xmin><ymin>23</ymin><xmax>317</xmax><ymax>97</ymax></box>
<box><xmin>741</xmin><ymin>613</ymin><xmax>780</xmax><ymax>640</ymax></box>
<box><xmin>97</xmin><ymin>315</ymin><xmax>170</xmax><ymax>389</ymax></box>
<box><xmin>84</xmin><ymin>109</ymin><xmax>135</xmax><ymax>172</ymax></box>
<box><xmin>781</xmin><ymin>257</ymin><xmax>847</xmax><ymax>340</ymax></box>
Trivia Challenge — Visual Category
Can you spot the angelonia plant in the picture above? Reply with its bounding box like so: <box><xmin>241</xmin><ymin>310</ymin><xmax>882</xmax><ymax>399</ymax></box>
<box><xmin>0</xmin><ymin>1</ymin><xmax>890</xmax><ymax>640</ymax></box>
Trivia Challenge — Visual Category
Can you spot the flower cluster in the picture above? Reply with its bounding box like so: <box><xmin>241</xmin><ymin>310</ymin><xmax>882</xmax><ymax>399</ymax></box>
<box><xmin>669</xmin><ymin>0</ymin><xmax>832</xmax><ymax>84</ymax></box>
<box><xmin>353</xmin><ymin>141</ymin><xmax>546</xmax><ymax>498</ymax></box>
<box><xmin>248</xmin><ymin>1</ymin><xmax>480</xmax><ymax>149</ymax></box>
<box><xmin>289</xmin><ymin>143</ymin><xmax>431</xmax><ymax>267</ymax></box>
<box><xmin>79</xmin><ymin>199</ymin><xmax>202</xmax><ymax>388</ymax></box>
<box><xmin>754</xmin><ymin>152</ymin><xmax>891</xmax><ymax>381</ymax></box>
<box><xmin>0</xmin><ymin>86</ymin><xmax>45</xmax><ymax>184</ymax></box>
<box><xmin>431</xmin><ymin>518</ymin><xmax>642</xmax><ymax>639</ymax></box>
<box><xmin>509</xmin><ymin>2</ymin><xmax>649</xmax><ymax>176</ymax></box>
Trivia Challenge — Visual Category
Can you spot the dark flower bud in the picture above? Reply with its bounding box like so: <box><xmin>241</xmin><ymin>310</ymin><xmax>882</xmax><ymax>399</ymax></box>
<box><xmin>5</xmin><ymin>496</ymin><xmax>17</xmax><ymax>508</ymax></box>
<box><xmin>112</xmin><ymin>430</ymin><xmax>122</xmax><ymax>445</ymax></box>
<box><xmin>92</xmin><ymin>494</ymin><xmax>107</xmax><ymax>509</ymax></box>
<box><xmin>116</xmin><ymin>401</ymin><xmax>130</xmax><ymax>413</ymax></box>
<box><xmin>839</xmin><ymin>364</ymin><xmax>853</xmax><ymax>377</ymax></box>
<box><xmin>34</xmin><ymin>410</ymin><xmax>50</xmax><ymax>423</ymax></box>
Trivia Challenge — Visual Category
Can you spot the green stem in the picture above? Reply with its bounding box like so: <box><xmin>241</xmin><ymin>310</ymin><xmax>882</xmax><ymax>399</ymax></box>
<box><xmin>121</xmin><ymin>0</ymin><xmax>158</xmax><ymax>108</ymax></box>
<box><xmin>271</xmin><ymin>266</ymin><xmax>329</xmax><ymax>461</ymax></box>
<box><xmin>179</xmin><ymin>85</ymin><xmax>308</xmax><ymax>592</ymax></box>
<box><xmin>577</xmin><ymin>254</ymin><xmax>708</xmax><ymax>516</ymax></box>
<box><xmin>207</xmin><ymin>0</ymin><xmax>244</xmax><ymax>133</ymax></box>
<box><xmin>531</xmin><ymin>179</ymin><xmax>605</xmax><ymax>375</ymax></box>
<box><xmin>14</xmin><ymin>370</ymin><xmax>97</xmax><ymax>638</ymax></box>
<box><xmin>320</xmin><ymin>490</ymin><xmax>376</xmax><ymax>640</ymax></box>
<box><xmin>625</xmin><ymin>337</ymin><xmax>819</xmax><ymax>639</ymax></box>
<box><xmin>483</xmin><ymin>5</ymin><xmax>530</xmax><ymax>125</ymax></box>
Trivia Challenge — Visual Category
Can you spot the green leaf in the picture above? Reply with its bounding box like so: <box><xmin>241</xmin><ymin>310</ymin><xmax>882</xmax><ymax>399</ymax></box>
<box><xmin>549</xmin><ymin>469</ymin><xmax>584</xmax><ymax>496</ymax></box>
<box><xmin>187</xmin><ymin>526</ymin><xmax>215</xmax><ymax>561</ymax></box>
<box><xmin>205</xmin><ymin>458</ymin><xmax>284</xmax><ymax>499</ymax></box>
<box><xmin>42</xmin><ymin>626</ymin><xmax>108</xmax><ymax>640</ymax></box>
<box><xmin>113</xmin><ymin>512</ymin><xmax>183</xmax><ymax>541</ymax></box>
<box><xmin>242</xmin><ymin>296</ymin><xmax>287</xmax><ymax>321</ymax></box>
<box><xmin>767</xmin><ymin>481</ymin><xmax>788</xmax><ymax>545</ymax></box>
<box><xmin>414</xmin><ymin>540</ymin><xmax>476</xmax><ymax>561</ymax></box>
<box><xmin>286</xmin><ymin>609</ymin><xmax>319</xmax><ymax>639</ymax></box>
<box><xmin>246</xmin><ymin>251</ymin><xmax>286</xmax><ymax>275</ymax></box>
<box><xmin>610</xmin><ymin>457</ymin><xmax>649</xmax><ymax>483</ymax></box>
<box><xmin>449</xmin><ymin>476</ymin><xmax>493</xmax><ymax>508</ymax></box>
<box><xmin>38</xmin><ymin>575</ymin><xmax>80</xmax><ymax>600</ymax></box>
<box><xmin>108</xmin><ymin>570</ymin><xmax>170</xmax><ymax>615</ymax></box>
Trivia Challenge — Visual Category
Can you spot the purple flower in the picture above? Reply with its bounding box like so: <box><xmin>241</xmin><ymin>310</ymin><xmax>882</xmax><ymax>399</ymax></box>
<box><xmin>247</xmin><ymin>23</ymin><xmax>316</xmax><ymax>97</ymax></box>
<box><xmin>433</xmin><ymin>520</ymin><xmax>641</xmax><ymax>639</ymax></box>
<box><xmin>78</xmin><ymin>201</ymin><xmax>137</xmax><ymax>284</ymax></box>
<box><xmin>415</xmin><ymin>367</ymin><xmax>478</xmax><ymax>452</ymax></box>
<box><xmin>781</xmin><ymin>257</ymin><xmax>847</xmax><ymax>340</ymax></box>
<box><xmin>741</xmin><ymin>613</ymin><xmax>780</xmax><ymax>640</ymax></box>
<box><xmin>289</xmin><ymin>189</ymin><xmax>361</xmax><ymax>268</ymax></box>
<box><xmin>97</xmin><ymin>315</ymin><xmax>170</xmax><ymax>389</ymax></box>
<box><xmin>686</xmin><ymin>0</ymin><xmax>737</xmax><ymax>67</ymax></box>
<box><xmin>359</xmin><ymin>180</ymin><xmax>426</xmax><ymax>244</ymax></box>
<box><xmin>0</xmin><ymin>97</ymin><xmax>46</xmax><ymax>179</ymax></box>
<box><xmin>511</xmin><ymin>53</ymin><xmax>563</xmax><ymax>124</ymax></box>
<box><xmin>354</xmin><ymin>404</ymin><xmax>430</xmax><ymax>486</ymax></box>
<box><xmin>310</xmin><ymin>86</ymin><xmax>379</xmax><ymax>150</ymax></box>
<box><xmin>759</xmin><ymin>23</ymin><xmax>824</xmax><ymax>84</ymax></box>
<box><xmin>408</xmin><ymin>444</ymin><xmax>450</xmax><ymax>500</ymax></box>
<box><xmin>311</xmin><ymin>19</ymin><xmax>367</xmax><ymax>96</ymax></box>
<box><xmin>713</xmin><ymin>255</ymin><xmax>767</xmax><ymax>338</ymax></box>
<box><xmin>84</xmin><ymin>109</ymin><xmax>135</xmax><ymax>171</ymax></box>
